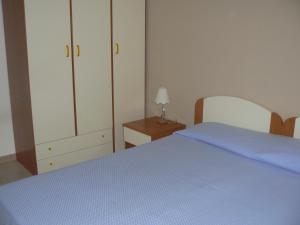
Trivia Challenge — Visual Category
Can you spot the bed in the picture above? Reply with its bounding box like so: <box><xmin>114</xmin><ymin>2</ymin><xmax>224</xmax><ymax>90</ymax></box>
<box><xmin>1</xmin><ymin>96</ymin><xmax>300</xmax><ymax>225</ymax></box>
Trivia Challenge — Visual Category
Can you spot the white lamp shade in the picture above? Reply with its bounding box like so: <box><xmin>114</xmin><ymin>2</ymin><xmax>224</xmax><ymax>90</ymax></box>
<box><xmin>155</xmin><ymin>87</ymin><xmax>170</xmax><ymax>104</ymax></box>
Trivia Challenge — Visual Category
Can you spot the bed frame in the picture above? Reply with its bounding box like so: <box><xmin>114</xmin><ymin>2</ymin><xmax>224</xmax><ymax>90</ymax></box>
<box><xmin>294</xmin><ymin>118</ymin><xmax>300</xmax><ymax>139</ymax></box>
<box><xmin>194</xmin><ymin>96</ymin><xmax>299</xmax><ymax>139</ymax></box>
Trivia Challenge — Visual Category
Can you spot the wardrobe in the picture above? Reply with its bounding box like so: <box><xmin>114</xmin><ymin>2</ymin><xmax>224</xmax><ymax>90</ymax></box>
<box><xmin>2</xmin><ymin>0</ymin><xmax>145</xmax><ymax>174</ymax></box>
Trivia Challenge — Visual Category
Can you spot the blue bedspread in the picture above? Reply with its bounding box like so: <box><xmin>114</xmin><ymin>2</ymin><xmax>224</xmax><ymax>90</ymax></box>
<box><xmin>1</xmin><ymin>133</ymin><xmax>300</xmax><ymax>225</ymax></box>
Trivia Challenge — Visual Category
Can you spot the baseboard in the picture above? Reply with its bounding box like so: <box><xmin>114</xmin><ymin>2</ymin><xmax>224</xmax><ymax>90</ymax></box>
<box><xmin>0</xmin><ymin>153</ymin><xmax>16</xmax><ymax>164</ymax></box>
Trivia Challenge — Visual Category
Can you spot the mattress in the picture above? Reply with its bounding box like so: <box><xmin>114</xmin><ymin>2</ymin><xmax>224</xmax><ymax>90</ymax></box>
<box><xmin>0</xmin><ymin>124</ymin><xmax>300</xmax><ymax>225</ymax></box>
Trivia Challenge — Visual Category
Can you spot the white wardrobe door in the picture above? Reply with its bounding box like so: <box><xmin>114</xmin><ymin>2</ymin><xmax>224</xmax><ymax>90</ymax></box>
<box><xmin>24</xmin><ymin>0</ymin><xmax>75</xmax><ymax>144</ymax></box>
<box><xmin>72</xmin><ymin>0</ymin><xmax>112</xmax><ymax>135</ymax></box>
<box><xmin>113</xmin><ymin>0</ymin><xmax>146</xmax><ymax>150</ymax></box>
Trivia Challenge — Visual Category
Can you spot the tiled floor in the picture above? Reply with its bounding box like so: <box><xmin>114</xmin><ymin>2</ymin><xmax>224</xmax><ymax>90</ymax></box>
<box><xmin>0</xmin><ymin>161</ymin><xmax>32</xmax><ymax>186</ymax></box>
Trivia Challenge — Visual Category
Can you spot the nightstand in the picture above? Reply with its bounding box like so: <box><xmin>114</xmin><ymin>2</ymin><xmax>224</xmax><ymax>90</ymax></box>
<box><xmin>123</xmin><ymin>116</ymin><xmax>186</xmax><ymax>149</ymax></box>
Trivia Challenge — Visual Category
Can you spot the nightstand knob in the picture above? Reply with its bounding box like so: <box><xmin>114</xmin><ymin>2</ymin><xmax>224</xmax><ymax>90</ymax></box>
<box><xmin>102</xmin><ymin>135</ymin><xmax>105</xmax><ymax>138</ymax></box>
<box><xmin>49</xmin><ymin>162</ymin><xmax>53</xmax><ymax>166</ymax></box>
<box><xmin>48</xmin><ymin>147</ymin><xmax>52</xmax><ymax>151</ymax></box>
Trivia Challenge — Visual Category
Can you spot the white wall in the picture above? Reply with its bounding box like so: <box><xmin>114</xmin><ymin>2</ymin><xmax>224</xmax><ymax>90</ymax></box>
<box><xmin>147</xmin><ymin>0</ymin><xmax>300</xmax><ymax>125</ymax></box>
<box><xmin>0</xmin><ymin>2</ymin><xmax>16</xmax><ymax>157</ymax></box>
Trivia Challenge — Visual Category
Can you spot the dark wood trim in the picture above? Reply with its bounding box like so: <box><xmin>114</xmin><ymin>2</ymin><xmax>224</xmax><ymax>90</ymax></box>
<box><xmin>0</xmin><ymin>154</ymin><xmax>16</xmax><ymax>164</ymax></box>
<box><xmin>2</xmin><ymin>0</ymin><xmax>37</xmax><ymax>174</ymax></box>
<box><xmin>270</xmin><ymin>113</ymin><xmax>296</xmax><ymax>137</ymax></box>
<box><xmin>110</xmin><ymin>0</ymin><xmax>116</xmax><ymax>153</ymax></box>
<box><xmin>69</xmin><ymin>0</ymin><xmax>78</xmax><ymax>136</ymax></box>
<box><xmin>194</xmin><ymin>98</ymin><xmax>204</xmax><ymax>125</ymax></box>
<box><xmin>284</xmin><ymin>117</ymin><xmax>296</xmax><ymax>137</ymax></box>
<box><xmin>144</xmin><ymin>0</ymin><xmax>147</xmax><ymax>119</ymax></box>
<box><xmin>125</xmin><ymin>142</ymin><xmax>136</xmax><ymax>149</ymax></box>
<box><xmin>270</xmin><ymin>113</ymin><xmax>284</xmax><ymax>136</ymax></box>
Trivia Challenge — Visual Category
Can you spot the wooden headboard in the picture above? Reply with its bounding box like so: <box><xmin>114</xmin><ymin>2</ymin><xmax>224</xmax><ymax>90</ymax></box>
<box><xmin>194</xmin><ymin>96</ymin><xmax>298</xmax><ymax>138</ymax></box>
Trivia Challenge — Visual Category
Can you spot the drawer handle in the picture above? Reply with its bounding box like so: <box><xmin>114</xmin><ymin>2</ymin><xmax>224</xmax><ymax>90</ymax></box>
<box><xmin>49</xmin><ymin>162</ymin><xmax>53</xmax><ymax>166</ymax></box>
<box><xmin>48</xmin><ymin>147</ymin><xmax>52</xmax><ymax>151</ymax></box>
<box><xmin>102</xmin><ymin>135</ymin><xmax>105</xmax><ymax>138</ymax></box>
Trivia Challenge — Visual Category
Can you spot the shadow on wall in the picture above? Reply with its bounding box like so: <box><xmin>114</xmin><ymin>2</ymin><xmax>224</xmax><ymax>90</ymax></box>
<box><xmin>0</xmin><ymin>1</ymin><xmax>15</xmax><ymax>157</ymax></box>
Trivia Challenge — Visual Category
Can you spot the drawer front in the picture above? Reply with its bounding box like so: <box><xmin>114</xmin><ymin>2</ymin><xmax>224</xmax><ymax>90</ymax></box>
<box><xmin>36</xmin><ymin>129</ymin><xmax>112</xmax><ymax>160</ymax></box>
<box><xmin>123</xmin><ymin>127</ymin><xmax>151</xmax><ymax>146</ymax></box>
<box><xmin>37</xmin><ymin>143</ymin><xmax>113</xmax><ymax>174</ymax></box>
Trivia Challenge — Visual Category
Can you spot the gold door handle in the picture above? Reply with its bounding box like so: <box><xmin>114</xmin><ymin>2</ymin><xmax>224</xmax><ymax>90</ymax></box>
<box><xmin>115</xmin><ymin>43</ymin><xmax>120</xmax><ymax>55</ymax></box>
<box><xmin>76</xmin><ymin>45</ymin><xmax>80</xmax><ymax>57</ymax></box>
<box><xmin>66</xmin><ymin>45</ymin><xmax>70</xmax><ymax>57</ymax></box>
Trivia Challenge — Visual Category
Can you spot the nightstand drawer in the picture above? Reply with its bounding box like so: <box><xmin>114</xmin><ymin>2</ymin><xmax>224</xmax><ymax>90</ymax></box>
<box><xmin>124</xmin><ymin>127</ymin><xmax>151</xmax><ymax>146</ymax></box>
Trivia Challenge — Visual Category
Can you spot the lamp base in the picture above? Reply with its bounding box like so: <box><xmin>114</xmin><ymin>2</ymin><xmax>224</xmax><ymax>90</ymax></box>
<box><xmin>158</xmin><ymin>105</ymin><xmax>167</xmax><ymax>124</ymax></box>
<box><xmin>158</xmin><ymin>118</ymin><xmax>168</xmax><ymax>124</ymax></box>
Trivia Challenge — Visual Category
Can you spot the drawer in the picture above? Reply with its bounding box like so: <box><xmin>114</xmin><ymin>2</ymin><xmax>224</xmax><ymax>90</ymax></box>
<box><xmin>36</xmin><ymin>129</ymin><xmax>112</xmax><ymax>160</ymax></box>
<box><xmin>123</xmin><ymin>127</ymin><xmax>151</xmax><ymax>146</ymax></box>
<box><xmin>37</xmin><ymin>143</ymin><xmax>113</xmax><ymax>174</ymax></box>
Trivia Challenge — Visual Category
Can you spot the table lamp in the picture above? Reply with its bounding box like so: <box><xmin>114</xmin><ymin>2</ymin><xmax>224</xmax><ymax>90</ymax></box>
<box><xmin>155</xmin><ymin>87</ymin><xmax>170</xmax><ymax>123</ymax></box>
